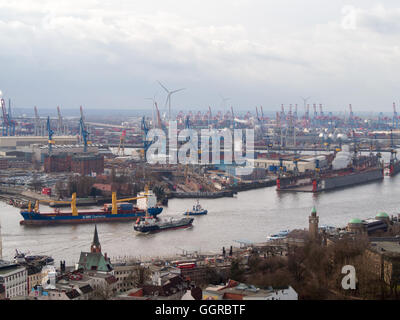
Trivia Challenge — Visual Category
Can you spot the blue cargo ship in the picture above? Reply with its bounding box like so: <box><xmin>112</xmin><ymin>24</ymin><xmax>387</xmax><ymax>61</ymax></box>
<box><xmin>19</xmin><ymin>190</ymin><xmax>163</xmax><ymax>226</ymax></box>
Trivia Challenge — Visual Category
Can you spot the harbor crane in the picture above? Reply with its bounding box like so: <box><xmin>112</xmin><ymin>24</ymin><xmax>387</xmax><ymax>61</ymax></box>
<box><xmin>393</xmin><ymin>102</ymin><xmax>399</xmax><ymax>129</ymax></box>
<box><xmin>47</xmin><ymin>116</ymin><xmax>55</xmax><ymax>155</ymax></box>
<box><xmin>141</xmin><ymin>116</ymin><xmax>152</xmax><ymax>161</ymax></box>
<box><xmin>349</xmin><ymin>104</ymin><xmax>354</xmax><ymax>128</ymax></box>
<box><xmin>231</xmin><ymin>106</ymin><xmax>235</xmax><ymax>129</ymax></box>
<box><xmin>184</xmin><ymin>115</ymin><xmax>191</xmax><ymax>129</ymax></box>
<box><xmin>80</xmin><ymin>105</ymin><xmax>85</xmax><ymax>122</ymax></box>
<box><xmin>28</xmin><ymin>193</ymin><xmax>78</xmax><ymax>216</ymax></box>
<box><xmin>7</xmin><ymin>99</ymin><xmax>16</xmax><ymax>135</ymax></box>
<box><xmin>80</xmin><ymin>116</ymin><xmax>91</xmax><ymax>153</ymax></box>
<box><xmin>260</xmin><ymin>106</ymin><xmax>265</xmax><ymax>121</ymax></box>
<box><xmin>110</xmin><ymin>191</ymin><xmax>148</xmax><ymax>215</ymax></box>
<box><xmin>1</xmin><ymin>99</ymin><xmax>9</xmax><ymax>136</ymax></box>
<box><xmin>57</xmin><ymin>106</ymin><xmax>64</xmax><ymax>135</ymax></box>
<box><xmin>117</xmin><ymin>129</ymin><xmax>126</xmax><ymax>156</ymax></box>
<box><xmin>34</xmin><ymin>106</ymin><xmax>40</xmax><ymax>136</ymax></box>
<box><xmin>1</xmin><ymin>98</ymin><xmax>16</xmax><ymax>136</ymax></box>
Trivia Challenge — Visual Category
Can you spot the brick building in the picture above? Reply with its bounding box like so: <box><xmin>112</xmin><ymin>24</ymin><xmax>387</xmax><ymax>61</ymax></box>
<box><xmin>71</xmin><ymin>155</ymin><xmax>104</xmax><ymax>176</ymax></box>
<box><xmin>44</xmin><ymin>154</ymin><xmax>72</xmax><ymax>173</ymax></box>
<box><xmin>0</xmin><ymin>157</ymin><xmax>8</xmax><ymax>170</ymax></box>
<box><xmin>44</xmin><ymin>154</ymin><xmax>104</xmax><ymax>176</ymax></box>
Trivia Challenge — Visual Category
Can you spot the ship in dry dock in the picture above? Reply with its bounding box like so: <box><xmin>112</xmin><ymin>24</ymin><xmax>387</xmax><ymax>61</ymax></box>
<box><xmin>387</xmin><ymin>130</ymin><xmax>400</xmax><ymax>177</ymax></box>
<box><xmin>277</xmin><ymin>145</ymin><xmax>384</xmax><ymax>193</ymax></box>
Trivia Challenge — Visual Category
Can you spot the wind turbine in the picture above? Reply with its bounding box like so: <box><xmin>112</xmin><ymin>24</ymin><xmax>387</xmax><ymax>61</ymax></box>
<box><xmin>157</xmin><ymin>81</ymin><xmax>185</xmax><ymax>121</ymax></box>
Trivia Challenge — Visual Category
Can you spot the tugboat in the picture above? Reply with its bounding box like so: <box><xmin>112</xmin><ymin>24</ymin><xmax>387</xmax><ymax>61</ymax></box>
<box><xmin>184</xmin><ymin>200</ymin><xmax>208</xmax><ymax>216</ymax></box>
<box><xmin>134</xmin><ymin>216</ymin><xmax>194</xmax><ymax>233</ymax></box>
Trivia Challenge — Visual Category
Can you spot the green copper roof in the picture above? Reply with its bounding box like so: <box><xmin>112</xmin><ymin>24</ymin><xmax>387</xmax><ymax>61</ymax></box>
<box><xmin>376</xmin><ymin>212</ymin><xmax>389</xmax><ymax>218</ymax></box>
<box><xmin>311</xmin><ymin>207</ymin><xmax>317</xmax><ymax>214</ymax></box>
<box><xmin>78</xmin><ymin>252</ymin><xmax>113</xmax><ymax>272</ymax></box>
<box><xmin>349</xmin><ymin>218</ymin><xmax>363</xmax><ymax>224</ymax></box>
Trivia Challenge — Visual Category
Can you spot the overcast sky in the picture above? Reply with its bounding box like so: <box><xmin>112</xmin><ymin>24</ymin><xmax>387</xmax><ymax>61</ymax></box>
<box><xmin>0</xmin><ymin>0</ymin><xmax>400</xmax><ymax>113</ymax></box>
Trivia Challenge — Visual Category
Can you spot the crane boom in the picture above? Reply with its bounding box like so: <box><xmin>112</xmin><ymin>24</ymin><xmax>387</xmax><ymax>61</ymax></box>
<box><xmin>1</xmin><ymin>99</ymin><xmax>9</xmax><ymax>136</ymax></box>
<box><xmin>111</xmin><ymin>192</ymin><xmax>148</xmax><ymax>215</ymax></box>
<box><xmin>57</xmin><ymin>106</ymin><xmax>63</xmax><ymax>135</ymax></box>
<box><xmin>30</xmin><ymin>193</ymin><xmax>78</xmax><ymax>216</ymax></box>
<box><xmin>34</xmin><ymin>106</ymin><xmax>40</xmax><ymax>136</ymax></box>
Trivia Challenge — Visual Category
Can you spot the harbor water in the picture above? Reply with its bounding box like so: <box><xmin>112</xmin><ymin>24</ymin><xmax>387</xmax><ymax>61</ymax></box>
<box><xmin>1</xmin><ymin>171</ymin><xmax>399</xmax><ymax>265</ymax></box>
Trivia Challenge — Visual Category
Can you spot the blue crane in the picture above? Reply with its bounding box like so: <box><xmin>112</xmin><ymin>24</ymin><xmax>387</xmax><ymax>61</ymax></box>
<box><xmin>185</xmin><ymin>115</ymin><xmax>190</xmax><ymax>129</ymax></box>
<box><xmin>141</xmin><ymin>116</ymin><xmax>151</xmax><ymax>161</ymax></box>
<box><xmin>47</xmin><ymin>116</ymin><xmax>55</xmax><ymax>155</ymax></box>
<box><xmin>80</xmin><ymin>117</ymin><xmax>90</xmax><ymax>152</ymax></box>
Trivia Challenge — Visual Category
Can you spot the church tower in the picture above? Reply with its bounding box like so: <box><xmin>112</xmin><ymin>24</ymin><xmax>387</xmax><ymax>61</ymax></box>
<box><xmin>309</xmin><ymin>207</ymin><xmax>319</xmax><ymax>240</ymax></box>
<box><xmin>90</xmin><ymin>225</ymin><xmax>101</xmax><ymax>253</ymax></box>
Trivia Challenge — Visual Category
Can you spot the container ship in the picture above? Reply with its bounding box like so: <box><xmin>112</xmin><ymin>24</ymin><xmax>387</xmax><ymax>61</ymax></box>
<box><xmin>134</xmin><ymin>216</ymin><xmax>194</xmax><ymax>233</ymax></box>
<box><xmin>277</xmin><ymin>152</ymin><xmax>384</xmax><ymax>193</ymax></box>
<box><xmin>19</xmin><ymin>190</ymin><xmax>162</xmax><ymax>225</ymax></box>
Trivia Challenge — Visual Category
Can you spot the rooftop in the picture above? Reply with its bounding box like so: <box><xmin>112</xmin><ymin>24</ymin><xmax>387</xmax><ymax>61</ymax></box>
<box><xmin>349</xmin><ymin>218</ymin><xmax>363</xmax><ymax>224</ymax></box>
<box><xmin>0</xmin><ymin>260</ymin><xmax>23</xmax><ymax>275</ymax></box>
<box><xmin>370</xmin><ymin>241</ymin><xmax>400</xmax><ymax>255</ymax></box>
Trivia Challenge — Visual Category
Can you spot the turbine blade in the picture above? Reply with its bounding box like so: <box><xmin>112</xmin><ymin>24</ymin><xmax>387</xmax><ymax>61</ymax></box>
<box><xmin>171</xmin><ymin>88</ymin><xmax>185</xmax><ymax>94</ymax></box>
<box><xmin>157</xmin><ymin>81</ymin><xmax>169</xmax><ymax>93</ymax></box>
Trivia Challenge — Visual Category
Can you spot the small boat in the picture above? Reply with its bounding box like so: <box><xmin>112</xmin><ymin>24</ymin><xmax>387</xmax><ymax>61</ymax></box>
<box><xmin>183</xmin><ymin>200</ymin><xmax>208</xmax><ymax>216</ymax></box>
<box><xmin>134</xmin><ymin>216</ymin><xmax>194</xmax><ymax>233</ymax></box>
<box><xmin>14</xmin><ymin>249</ymin><xmax>54</xmax><ymax>265</ymax></box>
<box><xmin>266</xmin><ymin>230</ymin><xmax>290</xmax><ymax>241</ymax></box>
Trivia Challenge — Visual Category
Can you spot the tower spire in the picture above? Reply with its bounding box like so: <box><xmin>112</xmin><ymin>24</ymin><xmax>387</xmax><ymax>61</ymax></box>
<box><xmin>91</xmin><ymin>225</ymin><xmax>101</xmax><ymax>253</ymax></box>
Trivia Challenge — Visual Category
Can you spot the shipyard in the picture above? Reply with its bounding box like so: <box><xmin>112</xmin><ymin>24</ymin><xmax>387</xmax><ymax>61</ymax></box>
<box><xmin>1</xmin><ymin>1</ymin><xmax>400</xmax><ymax>311</ymax></box>
<box><xmin>1</xmin><ymin>97</ymin><xmax>400</xmax><ymax>301</ymax></box>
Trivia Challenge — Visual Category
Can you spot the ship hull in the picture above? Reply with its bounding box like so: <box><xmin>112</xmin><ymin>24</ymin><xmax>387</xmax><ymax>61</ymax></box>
<box><xmin>277</xmin><ymin>167</ymin><xmax>384</xmax><ymax>193</ymax></box>
<box><xmin>317</xmin><ymin>168</ymin><xmax>383</xmax><ymax>192</ymax></box>
<box><xmin>134</xmin><ymin>218</ymin><xmax>194</xmax><ymax>233</ymax></box>
<box><xmin>183</xmin><ymin>210</ymin><xmax>208</xmax><ymax>216</ymax></box>
<box><xmin>19</xmin><ymin>207</ymin><xmax>163</xmax><ymax>226</ymax></box>
<box><xmin>389</xmin><ymin>160</ymin><xmax>400</xmax><ymax>177</ymax></box>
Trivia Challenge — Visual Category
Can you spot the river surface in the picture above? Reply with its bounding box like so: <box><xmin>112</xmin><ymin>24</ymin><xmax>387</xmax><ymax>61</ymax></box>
<box><xmin>1</xmin><ymin>152</ymin><xmax>399</xmax><ymax>265</ymax></box>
